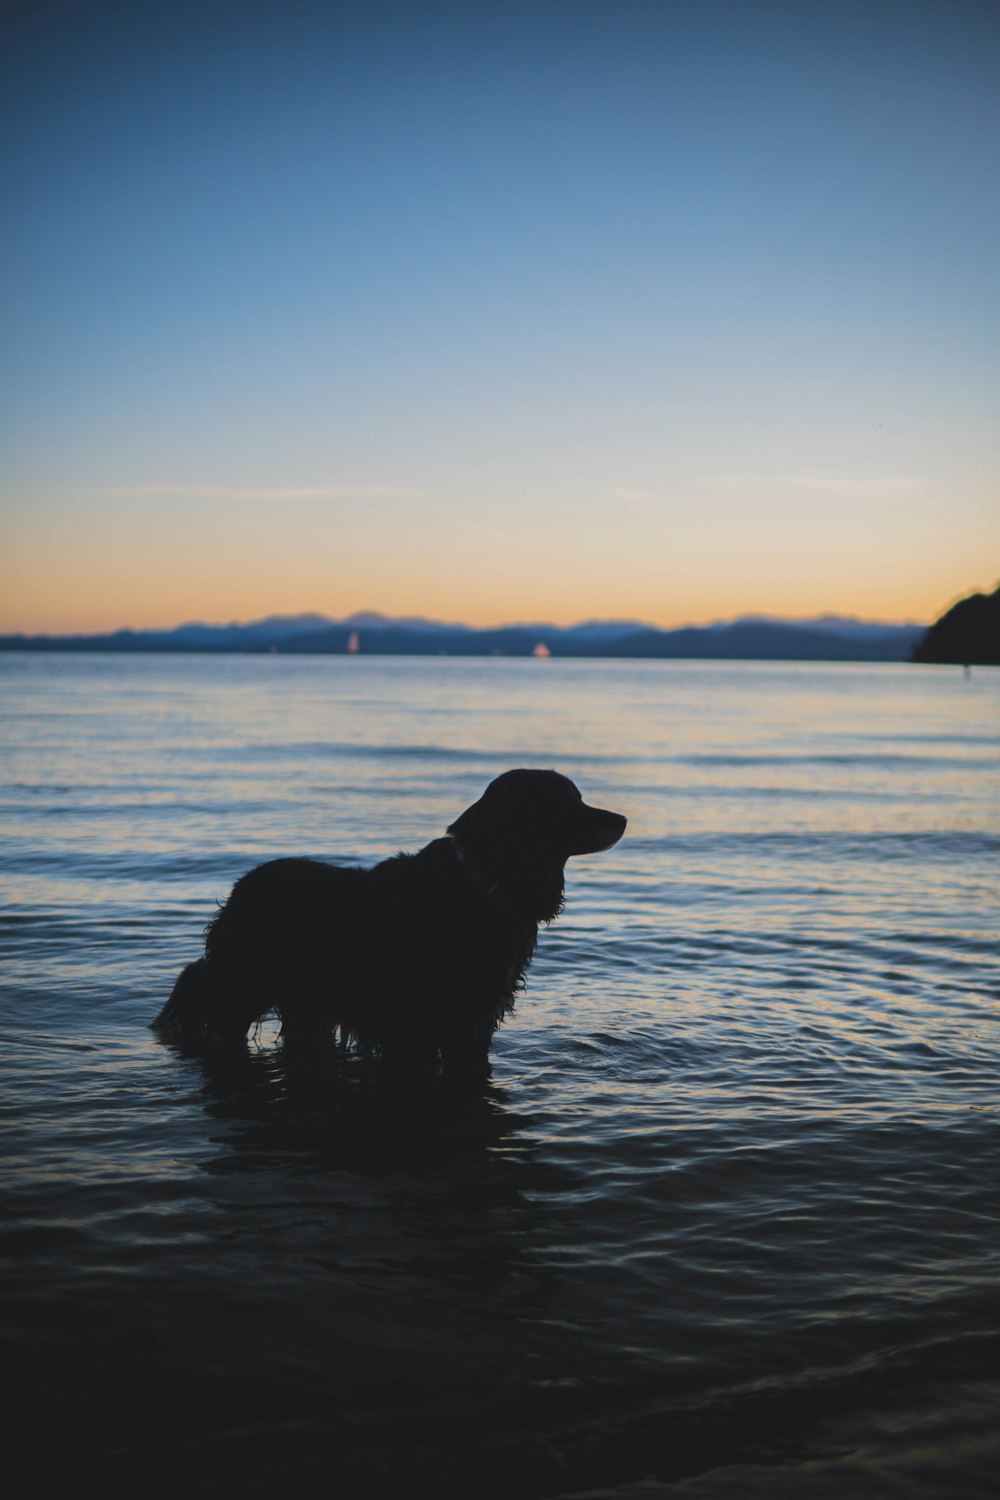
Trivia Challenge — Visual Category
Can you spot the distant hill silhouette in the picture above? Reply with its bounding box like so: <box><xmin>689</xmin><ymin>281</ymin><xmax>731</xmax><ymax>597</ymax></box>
<box><xmin>0</xmin><ymin>612</ymin><xmax>926</xmax><ymax>660</ymax></box>
<box><xmin>911</xmin><ymin>584</ymin><xmax>1000</xmax><ymax>665</ymax></box>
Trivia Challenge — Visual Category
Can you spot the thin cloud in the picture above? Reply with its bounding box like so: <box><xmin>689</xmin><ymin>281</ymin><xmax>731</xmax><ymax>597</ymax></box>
<box><xmin>697</xmin><ymin>472</ymin><xmax>924</xmax><ymax>497</ymax></box>
<box><xmin>94</xmin><ymin>483</ymin><xmax>425</xmax><ymax>502</ymax></box>
<box><xmin>608</xmin><ymin>486</ymin><xmax>656</xmax><ymax>505</ymax></box>
<box><xmin>791</xmin><ymin>472</ymin><xmax>924</xmax><ymax>497</ymax></box>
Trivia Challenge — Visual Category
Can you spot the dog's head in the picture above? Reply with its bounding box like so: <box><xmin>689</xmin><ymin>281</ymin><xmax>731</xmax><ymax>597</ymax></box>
<box><xmin>448</xmin><ymin>770</ymin><xmax>626</xmax><ymax>922</ymax></box>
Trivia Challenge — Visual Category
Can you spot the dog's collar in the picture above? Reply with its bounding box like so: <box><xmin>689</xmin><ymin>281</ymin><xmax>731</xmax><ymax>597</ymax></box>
<box><xmin>449</xmin><ymin>835</ymin><xmax>501</xmax><ymax>900</ymax></box>
<box><xmin>450</xmin><ymin>834</ymin><xmax>564</xmax><ymax>925</ymax></box>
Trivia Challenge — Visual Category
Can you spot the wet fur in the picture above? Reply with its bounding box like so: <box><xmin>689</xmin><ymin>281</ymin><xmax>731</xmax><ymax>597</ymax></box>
<box><xmin>154</xmin><ymin>770</ymin><xmax>626</xmax><ymax>1075</ymax></box>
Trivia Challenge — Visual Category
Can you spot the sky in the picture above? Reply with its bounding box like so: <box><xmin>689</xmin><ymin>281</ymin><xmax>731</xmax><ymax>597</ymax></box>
<box><xmin>1</xmin><ymin>0</ymin><xmax>998</xmax><ymax>633</ymax></box>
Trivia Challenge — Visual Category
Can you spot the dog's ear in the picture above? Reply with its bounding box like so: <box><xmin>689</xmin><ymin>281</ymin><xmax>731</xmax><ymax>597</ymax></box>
<box><xmin>446</xmin><ymin>789</ymin><xmax>495</xmax><ymax>855</ymax></box>
<box><xmin>448</xmin><ymin>780</ymin><xmax>566</xmax><ymax>922</ymax></box>
<box><xmin>448</xmin><ymin>782</ymin><xmax>537</xmax><ymax>878</ymax></box>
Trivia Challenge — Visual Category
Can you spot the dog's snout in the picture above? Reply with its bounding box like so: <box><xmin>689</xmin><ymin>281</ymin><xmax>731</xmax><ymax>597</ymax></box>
<box><xmin>569</xmin><ymin>804</ymin><xmax>627</xmax><ymax>856</ymax></box>
<box><xmin>606</xmin><ymin>810</ymin><xmax>628</xmax><ymax>844</ymax></box>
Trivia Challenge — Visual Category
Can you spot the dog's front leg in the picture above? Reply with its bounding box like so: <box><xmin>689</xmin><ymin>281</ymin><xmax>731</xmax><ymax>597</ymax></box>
<box><xmin>439</xmin><ymin>1030</ymin><xmax>493</xmax><ymax>1084</ymax></box>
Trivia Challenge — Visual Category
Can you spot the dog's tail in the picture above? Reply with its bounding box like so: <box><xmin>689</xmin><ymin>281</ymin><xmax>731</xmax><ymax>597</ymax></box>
<box><xmin>152</xmin><ymin>959</ymin><xmax>215</xmax><ymax>1045</ymax></box>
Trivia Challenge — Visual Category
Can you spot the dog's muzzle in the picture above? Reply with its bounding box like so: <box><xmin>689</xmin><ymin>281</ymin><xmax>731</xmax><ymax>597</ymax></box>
<box><xmin>568</xmin><ymin>806</ymin><xmax>627</xmax><ymax>855</ymax></box>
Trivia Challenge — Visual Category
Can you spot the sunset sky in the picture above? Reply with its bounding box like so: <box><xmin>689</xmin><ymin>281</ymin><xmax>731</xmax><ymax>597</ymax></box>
<box><xmin>2</xmin><ymin>0</ymin><xmax>998</xmax><ymax>633</ymax></box>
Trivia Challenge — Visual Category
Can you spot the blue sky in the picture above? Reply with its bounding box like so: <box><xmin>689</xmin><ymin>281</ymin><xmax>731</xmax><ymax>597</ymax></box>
<box><xmin>1</xmin><ymin>0</ymin><xmax>998</xmax><ymax>631</ymax></box>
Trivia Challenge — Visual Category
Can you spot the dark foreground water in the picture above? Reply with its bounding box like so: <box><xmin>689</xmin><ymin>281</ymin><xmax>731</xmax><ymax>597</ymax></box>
<box><xmin>1</xmin><ymin>653</ymin><xmax>997</xmax><ymax>1497</ymax></box>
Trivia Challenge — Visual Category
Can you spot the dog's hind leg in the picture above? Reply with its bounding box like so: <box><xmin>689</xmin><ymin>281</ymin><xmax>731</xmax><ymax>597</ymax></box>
<box><xmin>153</xmin><ymin>958</ymin><xmax>263</xmax><ymax>1048</ymax></box>
<box><xmin>152</xmin><ymin>959</ymin><xmax>217</xmax><ymax>1046</ymax></box>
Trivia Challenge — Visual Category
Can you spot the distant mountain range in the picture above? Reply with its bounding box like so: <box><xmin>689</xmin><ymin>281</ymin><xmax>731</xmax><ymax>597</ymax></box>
<box><xmin>0</xmin><ymin>611</ymin><xmax>929</xmax><ymax>661</ymax></box>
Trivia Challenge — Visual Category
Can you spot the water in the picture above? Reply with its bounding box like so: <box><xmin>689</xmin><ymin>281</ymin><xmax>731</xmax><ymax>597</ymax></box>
<box><xmin>1</xmin><ymin>652</ymin><xmax>997</xmax><ymax>1497</ymax></box>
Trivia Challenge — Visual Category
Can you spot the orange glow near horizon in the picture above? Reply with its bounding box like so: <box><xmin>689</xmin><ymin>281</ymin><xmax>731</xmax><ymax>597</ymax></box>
<box><xmin>0</xmin><ymin>542</ymin><xmax>989</xmax><ymax>637</ymax></box>
<box><xmin>2</xmin><ymin>466</ymin><xmax>996</xmax><ymax>636</ymax></box>
<box><xmin>3</xmin><ymin>476</ymin><xmax>997</xmax><ymax>635</ymax></box>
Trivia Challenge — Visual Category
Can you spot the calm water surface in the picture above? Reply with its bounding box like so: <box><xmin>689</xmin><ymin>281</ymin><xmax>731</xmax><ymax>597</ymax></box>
<box><xmin>1</xmin><ymin>653</ymin><xmax>997</xmax><ymax>1497</ymax></box>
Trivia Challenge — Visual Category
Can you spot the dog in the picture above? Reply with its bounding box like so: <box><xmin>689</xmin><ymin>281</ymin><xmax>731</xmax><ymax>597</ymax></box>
<box><xmin>154</xmin><ymin>770</ymin><xmax>626</xmax><ymax>1074</ymax></box>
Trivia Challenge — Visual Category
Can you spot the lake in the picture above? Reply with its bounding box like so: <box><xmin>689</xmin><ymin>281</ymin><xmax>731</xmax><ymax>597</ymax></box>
<box><xmin>1</xmin><ymin>651</ymin><xmax>997</xmax><ymax>1497</ymax></box>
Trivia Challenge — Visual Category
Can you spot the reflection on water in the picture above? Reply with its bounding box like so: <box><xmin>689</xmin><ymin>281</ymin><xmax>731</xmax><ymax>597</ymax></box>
<box><xmin>1</xmin><ymin>654</ymin><xmax>998</xmax><ymax>1495</ymax></box>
